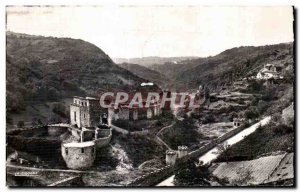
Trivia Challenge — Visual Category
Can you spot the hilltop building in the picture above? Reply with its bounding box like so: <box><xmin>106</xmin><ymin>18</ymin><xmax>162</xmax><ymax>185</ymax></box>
<box><xmin>256</xmin><ymin>64</ymin><xmax>284</xmax><ymax>80</ymax></box>
<box><xmin>70</xmin><ymin>96</ymin><xmax>108</xmax><ymax>128</ymax></box>
<box><xmin>61</xmin><ymin>96</ymin><xmax>112</xmax><ymax>170</ymax></box>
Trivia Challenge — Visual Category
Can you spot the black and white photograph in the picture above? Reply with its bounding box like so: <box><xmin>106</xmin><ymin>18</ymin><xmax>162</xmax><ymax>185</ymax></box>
<box><xmin>4</xmin><ymin>3</ymin><xmax>295</xmax><ymax>188</ymax></box>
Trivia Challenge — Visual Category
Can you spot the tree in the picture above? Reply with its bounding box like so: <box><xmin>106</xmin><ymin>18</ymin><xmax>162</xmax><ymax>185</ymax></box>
<box><xmin>245</xmin><ymin>106</ymin><xmax>259</xmax><ymax>120</ymax></box>
<box><xmin>162</xmin><ymin>118</ymin><xmax>199</xmax><ymax>149</ymax></box>
<box><xmin>216</xmin><ymin>142</ymin><xmax>231</xmax><ymax>162</ymax></box>
<box><xmin>174</xmin><ymin>157</ymin><xmax>212</xmax><ymax>186</ymax></box>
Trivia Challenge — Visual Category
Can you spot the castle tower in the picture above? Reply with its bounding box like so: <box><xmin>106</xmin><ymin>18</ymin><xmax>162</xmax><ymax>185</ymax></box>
<box><xmin>177</xmin><ymin>145</ymin><xmax>188</xmax><ymax>158</ymax></box>
<box><xmin>165</xmin><ymin>150</ymin><xmax>177</xmax><ymax>165</ymax></box>
<box><xmin>61</xmin><ymin>141</ymin><xmax>96</xmax><ymax>170</ymax></box>
<box><xmin>70</xmin><ymin>96</ymin><xmax>105</xmax><ymax>128</ymax></box>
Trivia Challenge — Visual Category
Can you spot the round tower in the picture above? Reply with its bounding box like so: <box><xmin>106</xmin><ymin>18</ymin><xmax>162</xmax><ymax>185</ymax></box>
<box><xmin>61</xmin><ymin>141</ymin><xmax>96</xmax><ymax>170</ymax></box>
<box><xmin>177</xmin><ymin>145</ymin><xmax>188</xmax><ymax>158</ymax></box>
<box><xmin>165</xmin><ymin>150</ymin><xmax>177</xmax><ymax>165</ymax></box>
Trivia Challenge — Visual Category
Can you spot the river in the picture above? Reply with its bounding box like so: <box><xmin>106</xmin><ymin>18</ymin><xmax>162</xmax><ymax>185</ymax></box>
<box><xmin>156</xmin><ymin>116</ymin><xmax>271</xmax><ymax>186</ymax></box>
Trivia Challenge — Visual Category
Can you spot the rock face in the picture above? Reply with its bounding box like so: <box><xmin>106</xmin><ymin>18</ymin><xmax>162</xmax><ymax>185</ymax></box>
<box><xmin>282</xmin><ymin>103</ymin><xmax>294</xmax><ymax>125</ymax></box>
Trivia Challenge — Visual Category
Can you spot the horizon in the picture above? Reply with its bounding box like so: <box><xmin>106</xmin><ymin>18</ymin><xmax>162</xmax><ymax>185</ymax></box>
<box><xmin>6</xmin><ymin>30</ymin><xmax>293</xmax><ymax>60</ymax></box>
<box><xmin>6</xmin><ymin>6</ymin><xmax>294</xmax><ymax>58</ymax></box>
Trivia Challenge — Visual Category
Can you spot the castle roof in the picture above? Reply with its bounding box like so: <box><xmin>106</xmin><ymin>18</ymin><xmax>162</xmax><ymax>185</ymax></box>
<box><xmin>63</xmin><ymin>141</ymin><xmax>95</xmax><ymax>148</ymax></box>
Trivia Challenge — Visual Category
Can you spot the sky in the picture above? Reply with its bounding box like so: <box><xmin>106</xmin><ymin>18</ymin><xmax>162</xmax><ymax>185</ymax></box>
<box><xmin>6</xmin><ymin>6</ymin><xmax>294</xmax><ymax>58</ymax></box>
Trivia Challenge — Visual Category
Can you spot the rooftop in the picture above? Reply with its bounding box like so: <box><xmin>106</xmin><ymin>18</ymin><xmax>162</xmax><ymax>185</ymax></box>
<box><xmin>63</xmin><ymin>141</ymin><xmax>95</xmax><ymax>148</ymax></box>
<box><xmin>212</xmin><ymin>152</ymin><xmax>294</xmax><ymax>185</ymax></box>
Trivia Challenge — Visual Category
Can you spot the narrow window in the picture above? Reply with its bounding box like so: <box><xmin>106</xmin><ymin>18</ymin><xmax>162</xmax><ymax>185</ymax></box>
<box><xmin>74</xmin><ymin>111</ymin><xmax>76</xmax><ymax>122</ymax></box>
<box><xmin>81</xmin><ymin>148</ymin><xmax>84</xmax><ymax>153</ymax></box>
<box><xmin>84</xmin><ymin>113</ymin><xmax>86</xmax><ymax>118</ymax></box>
<box><xmin>65</xmin><ymin>148</ymin><xmax>68</xmax><ymax>155</ymax></box>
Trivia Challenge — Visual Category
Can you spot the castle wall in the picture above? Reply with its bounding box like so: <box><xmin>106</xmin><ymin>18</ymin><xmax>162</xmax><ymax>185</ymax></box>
<box><xmin>47</xmin><ymin>126</ymin><xmax>68</xmax><ymax>136</ymax></box>
<box><xmin>81</xmin><ymin>130</ymin><xmax>94</xmax><ymax>142</ymax></box>
<box><xmin>95</xmin><ymin>135</ymin><xmax>111</xmax><ymax>148</ymax></box>
<box><xmin>166</xmin><ymin>150</ymin><xmax>177</xmax><ymax>166</ymax></box>
<box><xmin>177</xmin><ymin>146</ymin><xmax>188</xmax><ymax>158</ymax></box>
<box><xmin>70</xmin><ymin>97</ymin><xmax>103</xmax><ymax>128</ymax></box>
<box><xmin>61</xmin><ymin>142</ymin><xmax>95</xmax><ymax>170</ymax></box>
<box><xmin>70</xmin><ymin>105</ymin><xmax>81</xmax><ymax>127</ymax></box>
<box><xmin>69</xmin><ymin>128</ymin><xmax>81</xmax><ymax>140</ymax></box>
<box><xmin>88</xmin><ymin>100</ymin><xmax>102</xmax><ymax>127</ymax></box>
<box><xmin>79</xmin><ymin>106</ymin><xmax>90</xmax><ymax>127</ymax></box>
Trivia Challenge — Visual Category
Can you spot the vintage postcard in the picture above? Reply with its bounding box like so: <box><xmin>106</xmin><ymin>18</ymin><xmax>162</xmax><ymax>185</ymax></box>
<box><xmin>6</xmin><ymin>5</ymin><xmax>295</xmax><ymax>187</ymax></box>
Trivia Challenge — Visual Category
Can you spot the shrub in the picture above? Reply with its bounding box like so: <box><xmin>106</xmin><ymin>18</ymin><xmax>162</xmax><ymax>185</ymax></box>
<box><xmin>203</xmin><ymin>114</ymin><xmax>215</xmax><ymax>124</ymax></box>
<box><xmin>174</xmin><ymin>157</ymin><xmax>212</xmax><ymax>186</ymax></box>
<box><xmin>162</xmin><ymin>118</ymin><xmax>200</xmax><ymax>149</ymax></box>
<box><xmin>272</xmin><ymin>124</ymin><xmax>294</xmax><ymax>136</ymax></box>
<box><xmin>245</xmin><ymin>106</ymin><xmax>259</xmax><ymax>120</ymax></box>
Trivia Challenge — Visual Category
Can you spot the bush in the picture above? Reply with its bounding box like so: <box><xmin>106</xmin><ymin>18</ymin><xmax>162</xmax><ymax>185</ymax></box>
<box><xmin>245</xmin><ymin>106</ymin><xmax>259</xmax><ymax>120</ymax></box>
<box><xmin>174</xmin><ymin>157</ymin><xmax>211</xmax><ymax>186</ymax></box>
<box><xmin>162</xmin><ymin>118</ymin><xmax>200</xmax><ymax>149</ymax></box>
<box><xmin>203</xmin><ymin>114</ymin><xmax>215</xmax><ymax>124</ymax></box>
<box><xmin>272</xmin><ymin>124</ymin><xmax>294</xmax><ymax>136</ymax></box>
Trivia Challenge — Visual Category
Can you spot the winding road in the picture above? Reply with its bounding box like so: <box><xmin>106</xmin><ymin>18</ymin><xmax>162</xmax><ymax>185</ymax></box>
<box><xmin>157</xmin><ymin>116</ymin><xmax>271</xmax><ymax>186</ymax></box>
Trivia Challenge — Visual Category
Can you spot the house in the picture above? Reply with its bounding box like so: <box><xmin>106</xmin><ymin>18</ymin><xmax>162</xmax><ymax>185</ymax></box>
<box><xmin>212</xmin><ymin>152</ymin><xmax>294</xmax><ymax>186</ymax></box>
<box><xmin>256</xmin><ymin>64</ymin><xmax>283</xmax><ymax>80</ymax></box>
<box><xmin>107</xmin><ymin>99</ymin><xmax>161</xmax><ymax>123</ymax></box>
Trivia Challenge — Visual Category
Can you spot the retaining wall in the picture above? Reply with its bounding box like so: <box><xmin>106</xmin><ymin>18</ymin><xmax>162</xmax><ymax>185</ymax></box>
<box><xmin>127</xmin><ymin>165</ymin><xmax>174</xmax><ymax>186</ymax></box>
<box><xmin>95</xmin><ymin>129</ymin><xmax>112</xmax><ymax>148</ymax></box>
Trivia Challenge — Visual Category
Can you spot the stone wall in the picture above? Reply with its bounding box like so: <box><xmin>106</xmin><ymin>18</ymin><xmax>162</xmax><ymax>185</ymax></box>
<box><xmin>166</xmin><ymin>150</ymin><xmax>177</xmax><ymax>165</ymax></box>
<box><xmin>69</xmin><ymin>128</ymin><xmax>81</xmax><ymax>140</ymax></box>
<box><xmin>7</xmin><ymin>126</ymin><xmax>61</xmax><ymax>156</ymax></box>
<box><xmin>70</xmin><ymin>97</ymin><xmax>103</xmax><ymax>128</ymax></box>
<box><xmin>48</xmin><ymin>176</ymin><xmax>82</xmax><ymax>186</ymax></box>
<box><xmin>110</xmin><ymin>124</ymin><xmax>129</xmax><ymax>135</ymax></box>
<box><xmin>70</xmin><ymin>105</ymin><xmax>82</xmax><ymax>127</ymax></box>
<box><xmin>130</xmin><ymin>130</ymin><xmax>150</xmax><ymax>136</ymax></box>
<box><xmin>47</xmin><ymin>126</ymin><xmax>68</xmax><ymax>136</ymax></box>
<box><xmin>95</xmin><ymin>129</ymin><xmax>112</xmax><ymax>148</ymax></box>
<box><xmin>7</xmin><ymin>135</ymin><xmax>61</xmax><ymax>156</ymax></box>
<box><xmin>81</xmin><ymin>130</ymin><xmax>94</xmax><ymax>142</ymax></box>
<box><xmin>89</xmin><ymin>100</ymin><xmax>105</xmax><ymax>127</ymax></box>
<box><xmin>128</xmin><ymin>165</ymin><xmax>174</xmax><ymax>186</ymax></box>
<box><xmin>61</xmin><ymin>142</ymin><xmax>95</xmax><ymax>170</ymax></box>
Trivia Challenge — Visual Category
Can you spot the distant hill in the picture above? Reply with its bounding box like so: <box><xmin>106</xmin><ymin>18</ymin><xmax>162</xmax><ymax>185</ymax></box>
<box><xmin>119</xmin><ymin>63</ymin><xmax>171</xmax><ymax>88</ymax></box>
<box><xmin>6</xmin><ymin>32</ymin><xmax>152</xmax><ymax>114</ymax></box>
<box><xmin>113</xmin><ymin>56</ymin><xmax>199</xmax><ymax>67</ymax></box>
<box><xmin>149</xmin><ymin>43</ymin><xmax>294</xmax><ymax>91</ymax></box>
